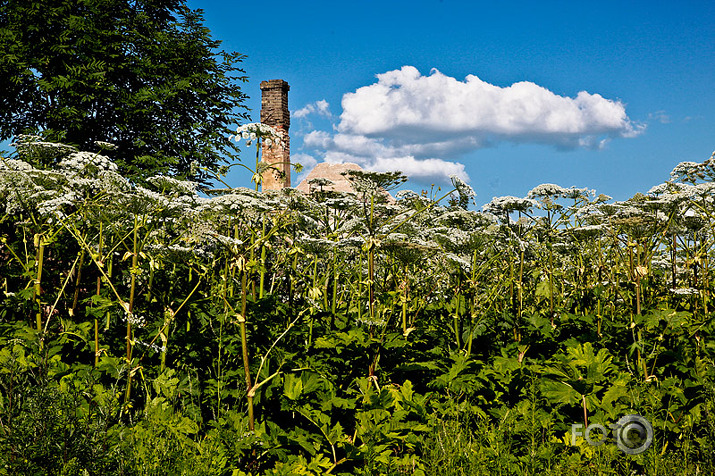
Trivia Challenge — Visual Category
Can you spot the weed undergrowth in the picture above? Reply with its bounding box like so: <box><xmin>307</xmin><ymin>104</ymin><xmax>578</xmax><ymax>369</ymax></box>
<box><xmin>1</xmin><ymin>140</ymin><xmax>715</xmax><ymax>474</ymax></box>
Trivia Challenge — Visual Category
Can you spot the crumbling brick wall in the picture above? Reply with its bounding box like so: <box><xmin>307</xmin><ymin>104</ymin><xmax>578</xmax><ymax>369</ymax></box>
<box><xmin>260</xmin><ymin>79</ymin><xmax>290</xmax><ymax>191</ymax></box>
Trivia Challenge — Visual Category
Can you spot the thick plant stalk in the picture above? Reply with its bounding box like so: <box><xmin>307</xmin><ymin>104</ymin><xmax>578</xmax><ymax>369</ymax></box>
<box><xmin>259</xmin><ymin>218</ymin><xmax>267</xmax><ymax>299</ymax></box>
<box><xmin>124</xmin><ymin>217</ymin><xmax>140</xmax><ymax>406</ymax></box>
<box><xmin>367</xmin><ymin>194</ymin><xmax>377</xmax><ymax>323</ymax></box>
<box><xmin>453</xmin><ymin>277</ymin><xmax>462</xmax><ymax>348</ymax></box>
<box><xmin>671</xmin><ymin>233</ymin><xmax>677</xmax><ymax>291</ymax></box>
<box><xmin>331</xmin><ymin>253</ymin><xmax>339</xmax><ymax>329</ymax></box>
<box><xmin>401</xmin><ymin>269</ymin><xmax>408</xmax><ymax>334</ymax></box>
<box><xmin>704</xmin><ymin>255</ymin><xmax>710</xmax><ymax>315</ymax></box>
<box><xmin>368</xmin><ymin>241</ymin><xmax>376</xmax><ymax>323</ymax></box>
<box><xmin>357</xmin><ymin>253</ymin><xmax>363</xmax><ymax>324</ymax></box>
<box><xmin>254</xmin><ymin>140</ymin><xmax>261</xmax><ymax>191</ymax></box>
<box><xmin>466</xmin><ymin>251</ymin><xmax>478</xmax><ymax>355</ymax></box>
<box><xmin>71</xmin><ymin>249</ymin><xmax>85</xmax><ymax>316</ymax></box>
<box><xmin>94</xmin><ymin>227</ymin><xmax>103</xmax><ymax>367</ymax></box>
<box><xmin>239</xmin><ymin>266</ymin><xmax>254</xmax><ymax>431</ymax></box>
<box><xmin>105</xmin><ymin>257</ymin><xmax>113</xmax><ymax>330</ymax></box>
<box><xmin>222</xmin><ymin>256</ymin><xmax>231</xmax><ymax>309</ymax></box>
<box><xmin>126</xmin><ymin>218</ymin><xmax>139</xmax><ymax>361</ymax></box>
<box><xmin>323</xmin><ymin>256</ymin><xmax>330</xmax><ymax>311</ymax></box>
<box><xmin>639</xmin><ymin>329</ymin><xmax>649</xmax><ymax>380</ymax></box>
<box><xmin>633</xmin><ymin>243</ymin><xmax>651</xmax><ymax>380</ymax></box>
<box><xmin>548</xmin><ymin>243</ymin><xmax>555</xmax><ymax>326</ymax></box>
<box><xmin>160</xmin><ymin>309</ymin><xmax>172</xmax><ymax>372</ymax></box>
<box><xmin>95</xmin><ymin>274</ymin><xmax>101</xmax><ymax>367</ymax></box>
<box><xmin>33</xmin><ymin>233</ymin><xmax>45</xmax><ymax>332</ymax></box>
<box><xmin>306</xmin><ymin>256</ymin><xmax>319</xmax><ymax>349</ymax></box>
<box><xmin>582</xmin><ymin>395</ymin><xmax>588</xmax><ymax>429</ymax></box>
<box><xmin>219</xmin><ymin>265</ymin><xmax>256</xmax><ymax>430</ymax></box>
<box><xmin>509</xmin><ymin>258</ymin><xmax>516</xmax><ymax>341</ymax></box>
<box><xmin>518</xmin><ymin>247</ymin><xmax>525</xmax><ymax>341</ymax></box>
<box><xmin>453</xmin><ymin>294</ymin><xmax>461</xmax><ymax>349</ymax></box>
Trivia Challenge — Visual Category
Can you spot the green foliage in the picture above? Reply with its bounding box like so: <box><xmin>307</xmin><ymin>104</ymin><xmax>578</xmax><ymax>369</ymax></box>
<box><xmin>2</xmin><ymin>147</ymin><xmax>715</xmax><ymax>474</ymax></box>
<box><xmin>0</xmin><ymin>0</ymin><xmax>248</xmax><ymax>185</ymax></box>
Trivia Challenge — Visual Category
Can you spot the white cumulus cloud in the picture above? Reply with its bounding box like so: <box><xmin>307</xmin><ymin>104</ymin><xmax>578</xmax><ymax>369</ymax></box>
<box><xmin>299</xmin><ymin>66</ymin><xmax>643</xmax><ymax>184</ymax></box>
<box><xmin>370</xmin><ymin>156</ymin><xmax>469</xmax><ymax>182</ymax></box>
<box><xmin>303</xmin><ymin>130</ymin><xmax>469</xmax><ymax>182</ymax></box>
<box><xmin>293</xmin><ymin>99</ymin><xmax>332</xmax><ymax>119</ymax></box>
<box><xmin>339</xmin><ymin>66</ymin><xmax>642</xmax><ymax>149</ymax></box>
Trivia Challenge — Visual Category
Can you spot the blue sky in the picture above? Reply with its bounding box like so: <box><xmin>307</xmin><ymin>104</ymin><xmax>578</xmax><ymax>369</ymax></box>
<box><xmin>199</xmin><ymin>1</ymin><xmax>710</xmax><ymax>205</ymax></box>
<box><xmin>0</xmin><ymin>1</ymin><xmax>708</xmax><ymax>207</ymax></box>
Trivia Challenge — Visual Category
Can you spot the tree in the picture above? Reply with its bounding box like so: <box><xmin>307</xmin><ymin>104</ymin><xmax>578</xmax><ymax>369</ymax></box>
<box><xmin>0</xmin><ymin>0</ymin><xmax>248</xmax><ymax>185</ymax></box>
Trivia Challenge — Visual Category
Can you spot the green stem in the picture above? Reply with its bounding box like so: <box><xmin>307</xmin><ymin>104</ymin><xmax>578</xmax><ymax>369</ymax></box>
<box><xmin>127</xmin><ymin>217</ymin><xmax>139</xmax><ymax>361</ymax></box>
<box><xmin>124</xmin><ymin>217</ymin><xmax>140</xmax><ymax>407</ymax></box>
<box><xmin>548</xmin><ymin>244</ymin><xmax>554</xmax><ymax>325</ymax></box>
<box><xmin>401</xmin><ymin>268</ymin><xmax>408</xmax><ymax>334</ymax></box>
<box><xmin>368</xmin><ymin>246</ymin><xmax>375</xmax><ymax>322</ymax></box>
<box><xmin>240</xmin><ymin>267</ymin><xmax>254</xmax><ymax>431</ymax></box>
<box><xmin>105</xmin><ymin>257</ymin><xmax>113</xmax><ymax>331</ymax></box>
<box><xmin>216</xmin><ymin>308</ymin><xmax>223</xmax><ymax>416</ymax></box>
<box><xmin>33</xmin><ymin>234</ymin><xmax>45</xmax><ymax>332</ymax></box>
<box><xmin>259</xmin><ymin>219</ymin><xmax>266</xmax><ymax>299</ymax></box>
<box><xmin>255</xmin><ymin>140</ymin><xmax>261</xmax><ymax>191</ymax></box>
<box><xmin>331</xmin><ymin>253</ymin><xmax>338</xmax><ymax>329</ymax></box>
<box><xmin>95</xmin><ymin>275</ymin><xmax>101</xmax><ymax>367</ymax></box>
<box><xmin>71</xmin><ymin>249</ymin><xmax>85</xmax><ymax>316</ymax></box>
<box><xmin>94</xmin><ymin>224</ymin><xmax>103</xmax><ymax>367</ymax></box>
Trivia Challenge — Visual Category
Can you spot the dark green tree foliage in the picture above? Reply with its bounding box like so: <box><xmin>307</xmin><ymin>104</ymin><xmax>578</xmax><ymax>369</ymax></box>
<box><xmin>0</xmin><ymin>0</ymin><xmax>248</xmax><ymax>184</ymax></box>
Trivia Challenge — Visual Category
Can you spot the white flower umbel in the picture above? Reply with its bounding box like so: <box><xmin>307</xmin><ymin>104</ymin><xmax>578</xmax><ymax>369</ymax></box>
<box><xmin>527</xmin><ymin>183</ymin><xmax>570</xmax><ymax>199</ymax></box>
<box><xmin>395</xmin><ymin>190</ymin><xmax>420</xmax><ymax>201</ymax></box>
<box><xmin>670</xmin><ymin>161</ymin><xmax>704</xmax><ymax>183</ymax></box>
<box><xmin>669</xmin><ymin>287</ymin><xmax>700</xmax><ymax>296</ymax></box>
<box><xmin>450</xmin><ymin>175</ymin><xmax>475</xmax><ymax>196</ymax></box>
<box><xmin>612</xmin><ymin>203</ymin><xmax>647</xmax><ymax>219</ymax></box>
<box><xmin>431</xmin><ymin>226</ymin><xmax>472</xmax><ymax>248</ymax></box>
<box><xmin>37</xmin><ymin>191</ymin><xmax>80</xmax><ymax>220</ymax></box>
<box><xmin>563</xmin><ymin>187</ymin><xmax>593</xmax><ymax>200</ymax></box>
<box><xmin>231</xmin><ymin>123</ymin><xmax>285</xmax><ymax>148</ymax></box>
<box><xmin>449</xmin><ymin>174</ymin><xmax>476</xmax><ymax>208</ymax></box>
<box><xmin>59</xmin><ymin>151</ymin><xmax>118</xmax><ymax>173</ymax></box>
<box><xmin>148</xmin><ymin>175</ymin><xmax>198</xmax><ymax>196</ymax></box>
<box><xmin>11</xmin><ymin>135</ymin><xmax>77</xmax><ymax>162</ymax></box>
<box><xmin>0</xmin><ymin>158</ymin><xmax>35</xmax><ymax>172</ymax></box>
<box><xmin>136</xmin><ymin>340</ymin><xmax>166</xmax><ymax>353</ymax></box>
<box><xmin>207</xmin><ymin>190</ymin><xmax>276</xmax><ymax>215</ymax></box>
<box><xmin>482</xmin><ymin>196</ymin><xmax>537</xmax><ymax>214</ymax></box>
<box><xmin>568</xmin><ymin>224</ymin><xmax>606</xmax><ymax>237</ymax></box>
<box><xmin>122</xmin><ymin>312</ymin><xmax>147</xmax><ymax>328</ymax></box>
<box><xmin>324</xmin><ymin>196</ymin><xmax>358</xmax><ymax>211</ymax></box>
<box><xmin>94</xmin><ymin>140</ymin><xmax>117</xmax><ymax>150</ymax></box>
<box><xmin>647</xmin><ymin>182</ymin><xmax>680</xmax><ymax>196</ymax></box>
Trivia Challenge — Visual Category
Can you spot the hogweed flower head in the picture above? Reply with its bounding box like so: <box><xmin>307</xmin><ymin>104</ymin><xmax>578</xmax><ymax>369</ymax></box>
<box><xmin>11</xmin><ymin>135</ymin><xmax>77</xmax><ymax>162</ymax></box>
<box><xmin>396</xmin><ymin>190</ymin><xmax>420</xmax><ymax>201</ymax></box>
<box><xmin>449</xmin><ymin>174</ymin><xmax>476</xmax><ymax>203</ymax></box>
<box><xmin>670</xmin><ymin>287</ymin><xmax>699</xmax><ymax>296</ymax></box>
<box><xmin>232</xmin><ymin>123</ymin><xmax>285</xmax><ymax>149</ymax></box>
<box><xmin>670</xmin><ymin>161</ymin><xmax>704</xmax><ymax>183</ymax></box>
<box><xmin>148</xmin><ymin>175</ymin><xmax>198</xmax><ymax>196</ymax></box>
<box><xmin>94</xmin><ymin>140</ymin><xmax>117</xmax><ymax>150</ymax></box>
<box><xmin>60</xmin><ymin>151</ymin><xmax>118</xmax><ymax>173</ymax></box>
<box><xmin>527</xmin><ymin>183</ymin><xmax>570</xmax><ymax>199</ymax></box>
<box><xmin>482</xmin><ymin>196</ymin><xmax>537</xmax><ymax>214</ymax></box>
<box><xmin>122</xmin><ymin>312</ymin><xmax>147</xmax><ymax>328</ymax></box>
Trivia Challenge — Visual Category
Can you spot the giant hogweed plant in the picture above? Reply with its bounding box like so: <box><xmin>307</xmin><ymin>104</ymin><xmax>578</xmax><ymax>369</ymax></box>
<box><xmin>1</xmin><ymin>138</ymin><xmax>715</xmax><ymax>474</ymax></box>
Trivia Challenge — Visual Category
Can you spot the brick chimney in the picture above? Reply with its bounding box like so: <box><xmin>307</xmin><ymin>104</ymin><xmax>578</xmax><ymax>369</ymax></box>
<box><xmin>260</xmin><ymin>79</ymin><xmax>290</xmax><ymax>191</ymax></box>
